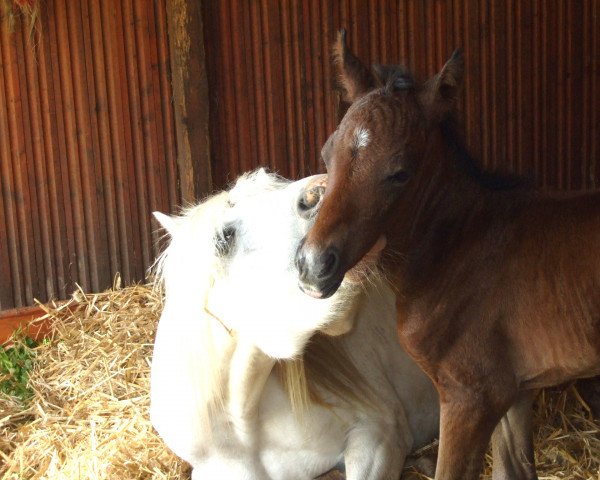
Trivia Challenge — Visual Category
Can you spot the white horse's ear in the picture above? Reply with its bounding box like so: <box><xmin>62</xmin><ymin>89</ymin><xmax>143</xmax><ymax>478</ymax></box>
<box><xmin>153</xmin><ymin>211</ymin><xmax>178</xmax><ymax>235</ymax></box>
<box><xmin>255</xmin><ymin>167</ymin><xmax>269</xmax><ymax>180</ymax></box>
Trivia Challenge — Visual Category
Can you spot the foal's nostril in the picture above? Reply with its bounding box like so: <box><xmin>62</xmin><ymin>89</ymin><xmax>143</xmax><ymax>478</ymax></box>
<box><xmin>296</xmin><ymin>241</ymin><xmax>340</xmax><ymax>293</ymax></box>
<box><xmin>318</xmin><ymin>247</ymin><xmax>340</xmax><ymax>280</ymax></box>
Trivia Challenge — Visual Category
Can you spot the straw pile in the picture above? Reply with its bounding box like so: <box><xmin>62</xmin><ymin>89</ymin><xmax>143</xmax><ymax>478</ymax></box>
<box><xmin>525</xmin><ymin>387</ymin><xmax>600</xmax><ymax>478</ymax></box>
<box><xmin>0</xmin><ymin>279</ymin><xmax>190</xmax><ymax>480</ymax></box>
<box><xmin>0</xmin><ymin>281</ymin><xmax>599</xmax><ymax>479</ymax></box>
<box><xmin>481</xmin><ymin>385</ymin><xmax>600</xmax><ymax>480</ymax></box>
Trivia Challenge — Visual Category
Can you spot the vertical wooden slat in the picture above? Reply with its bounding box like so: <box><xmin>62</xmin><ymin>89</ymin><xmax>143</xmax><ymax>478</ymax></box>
<box><xmin>3</xmin><ymin>19</ymin><xmax>36</xmax><ymax>303</ymax></box>
<box><xmin>154</xmin><ymin>0</ymin><xmax>179</xmax><ymax>211</ymax></box>
<box><xmin>309</xmin><ymin>0</ymin><xmax>325</xmax><ymax>174</ymax></box>
<box><xmin>101</xmin><ymin>0</ymin><xmax>132</xmax><ymax>282</ymax></box>
<box><xmin>22</xmin><ymin>19</ymin><xmax>57</xmax><ymax>301</ymax></box>
<box><xmin>121</xmin><ymin>0</ymin><xmax>147</xmax><ymax>282</ymax></box>
<box><xmin>589</xmin><ymin>0</ymin><xmax>597</xmax><ymax>190</ymax></box>
<box><xmin>0</xmin><ymin>22</ymin><xmax>24</xmax><ymax>307</ymax></box>
<box><xmin>87</xmin><ymin>0</ymin><xmax>119</xmax><ymax>279</ymax></box>
<box><xmin>55</xmin><ymin>0</ymin><xmax>90</xmax><ymax>289</ymax></box>
<box><xmin>132</xmin><ymin>0</ymin><xmax>155</xmax><ymax>271</ymax></box>
<box><xmin>69</xmin><ymin>0</ymin><xmax>105</xmax><ymax>292</ymax></box>
<box><xmin>280</xmin><ymin>1</ymin><xmax>298</xmax><ymax>178</ymax></box>
<box><xmin>44</xmin><ymin>0</ymin><xmax>78</xmax><ymax>299</ymax></box>
<box><xmin>293</xmin><ymin>1</ymin><xmax>309</xmax><ymax>177</ymax></box>
<box><xmin>166</xmin><ymin>0</ymin><xmax>211</xmax><ymax>200</ymax></box>
<box><xmin>228</xmin><ymin>1</ymin><xmax>252</xmax><ymax>175</ymax></box>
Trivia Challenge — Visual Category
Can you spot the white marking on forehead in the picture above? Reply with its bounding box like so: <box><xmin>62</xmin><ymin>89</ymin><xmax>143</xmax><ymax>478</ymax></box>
<box><xmin>354</xmin><ymin>126</ymin><xmax>370</xmax><ymax>150</ymax></box>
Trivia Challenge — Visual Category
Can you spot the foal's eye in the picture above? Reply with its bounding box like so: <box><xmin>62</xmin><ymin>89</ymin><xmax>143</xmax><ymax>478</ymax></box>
<box><xmin>386</xmin><ymin>170</ymin><xmax>410</xmax><ymax>185</ymax></box>
<box><xmin>216</xmin><ymin>225</ymin><xmax>236</xmax><ymax>255</ymax></box>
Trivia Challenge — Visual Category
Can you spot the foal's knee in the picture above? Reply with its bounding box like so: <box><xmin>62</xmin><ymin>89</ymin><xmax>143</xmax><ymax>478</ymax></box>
<box><xmin>435</xmin><ymin>388</ymin><xmax>516</xmax><ymax>478</ymax></box>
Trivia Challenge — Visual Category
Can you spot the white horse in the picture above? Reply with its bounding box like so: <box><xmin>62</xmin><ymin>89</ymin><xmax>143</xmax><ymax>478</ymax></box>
<box><xmin>150</xmin><ymin>169</ymin><xmax>439</xmax><ymax>480</ymax></box>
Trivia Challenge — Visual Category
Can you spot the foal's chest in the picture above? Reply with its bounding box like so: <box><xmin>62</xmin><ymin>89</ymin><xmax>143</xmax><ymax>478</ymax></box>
<box><xmin>394</xmin><ymin>295</ymin><xmax>513</xmax><ymax>391</ymax></box>
<box><xmin>394</xmin><ymin>303</ymin><xmax>450</xmax><ymax>381</ymax></box>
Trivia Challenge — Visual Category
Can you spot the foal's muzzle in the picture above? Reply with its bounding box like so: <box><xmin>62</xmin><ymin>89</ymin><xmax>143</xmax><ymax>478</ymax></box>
<box><xmin>294</xmin><ymin>174</ymin><xmax>343</xmax><ymax>298</ymax></box>
<box><xmin>295</xmin><ymin>242</ymin><xmax>343</xmax><ymax>299</ymax></box>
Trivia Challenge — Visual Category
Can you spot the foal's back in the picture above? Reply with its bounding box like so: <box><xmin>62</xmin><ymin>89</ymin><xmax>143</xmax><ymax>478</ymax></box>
<box><xmin>503</xmin><ymin>191</ymin><xmax>600</xmax><ymax>387</ymax></box>
<box><xmin>446</xmin><ymin>189</ymin><xmax>600</xmax><ymax>390</ymax></box>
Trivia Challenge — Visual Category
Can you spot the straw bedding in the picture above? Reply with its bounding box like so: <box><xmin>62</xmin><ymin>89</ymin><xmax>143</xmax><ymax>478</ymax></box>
<box><xmin>0</xmin><ymin>282</ymin><xmax>598</xmax><ymax>479</ymax></box>
<box><xmin>0</xmin><ymin>280</ymin><xmax>189</xmax><ymax>480</ymax></box>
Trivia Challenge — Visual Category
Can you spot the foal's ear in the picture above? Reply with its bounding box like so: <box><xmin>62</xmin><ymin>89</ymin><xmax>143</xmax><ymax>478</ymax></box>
<box><xmin>420</xmin><ymin>49</ymin><xmax>464</xmax><ymax>123</ymax></box>
<box><xmin>333</xmin><ymin>29</ymin><xmax>375</xmax><ymax>103</ymax></box>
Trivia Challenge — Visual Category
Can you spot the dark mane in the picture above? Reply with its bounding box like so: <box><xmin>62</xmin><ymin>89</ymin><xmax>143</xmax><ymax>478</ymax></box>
<box><xmin>372</xmin><ymin>64</ymin><xmax>415</xmax><ymax>93</ymax></box>
<box><xmin>440</xmin><ymin>117</ymin><xmax>531</xmax><ymax>192</ymax></box>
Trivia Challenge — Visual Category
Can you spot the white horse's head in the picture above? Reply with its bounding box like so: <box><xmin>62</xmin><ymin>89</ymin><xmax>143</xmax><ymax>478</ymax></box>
<box><xmin>152</xmin><ymin>169</ymin><xmax>363</xmax><ymax>359</ymax></box>
<box><xmin>151</xmin><ymin>170</ymin><xmax>386</xmax><ymax>463</ymax></box>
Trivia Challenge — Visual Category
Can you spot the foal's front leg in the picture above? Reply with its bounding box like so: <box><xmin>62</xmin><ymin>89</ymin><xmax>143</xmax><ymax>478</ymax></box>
<box><xmin>491</xmin><ymin>390</ymin><xmax>538</xmax><ymax>480</ymax></box>
<box><xmin>435</xmin><ymin>393</ymin><xmax>509</xmax><ymax>480</ymax></box>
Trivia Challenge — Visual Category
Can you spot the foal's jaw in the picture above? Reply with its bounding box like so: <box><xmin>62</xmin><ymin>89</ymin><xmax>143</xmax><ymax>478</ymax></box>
<box><xmin>296</xmin><ymin>160</ymin><xmax>393</xmax><ymax>298</ymax></box>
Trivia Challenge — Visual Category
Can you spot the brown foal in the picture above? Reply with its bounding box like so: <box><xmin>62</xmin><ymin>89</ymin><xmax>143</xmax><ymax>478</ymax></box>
<box><xmin>296</xmin><ymin>30</ymin><xmax>600</xmax><ymax>479</ymax></box>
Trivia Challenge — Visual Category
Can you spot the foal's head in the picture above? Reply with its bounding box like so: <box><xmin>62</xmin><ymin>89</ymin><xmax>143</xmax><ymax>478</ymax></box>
<box><xmin>296</xmin><ymin>30</ymin><xmax>463</xmax><ymax>298</ymax></box>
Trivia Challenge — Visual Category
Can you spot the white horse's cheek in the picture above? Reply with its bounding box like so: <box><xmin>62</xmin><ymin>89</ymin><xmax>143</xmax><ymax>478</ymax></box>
<box><xmin>219</xmin><ymin>276</ymin><xmax>336</xmax><ymax>358</ymax></box>
<box><xmin>249</xmin><ymin>301</ymin><xmax>338</xmax><ymax>359</ymax></box>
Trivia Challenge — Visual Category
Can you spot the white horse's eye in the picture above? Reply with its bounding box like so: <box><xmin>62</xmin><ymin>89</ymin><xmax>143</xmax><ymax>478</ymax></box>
<box><xmin>216</xmin><ymin>225</ymin><xmax>236</xmax><ymax>255</ymax></box>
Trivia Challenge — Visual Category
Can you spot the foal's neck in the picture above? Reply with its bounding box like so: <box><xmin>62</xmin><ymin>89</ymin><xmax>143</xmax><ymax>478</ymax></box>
<box><xmin>386</xmin><ymin>125</ymin><xmax>528</xmax><ymax>290</ymax></box>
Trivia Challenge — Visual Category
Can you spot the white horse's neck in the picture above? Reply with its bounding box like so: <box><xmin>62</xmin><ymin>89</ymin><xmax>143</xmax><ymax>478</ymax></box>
<box><xmin>151</xmin><ymin>297</ymin><xmax>278</xmax><ymax>456</ymax></box>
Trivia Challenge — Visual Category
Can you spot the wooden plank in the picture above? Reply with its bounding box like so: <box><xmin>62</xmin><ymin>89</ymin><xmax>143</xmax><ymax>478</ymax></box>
<box><xmin>166</xmin><ymin>0</ymin><xmax>212</xmax><ymax>202</ymax></box>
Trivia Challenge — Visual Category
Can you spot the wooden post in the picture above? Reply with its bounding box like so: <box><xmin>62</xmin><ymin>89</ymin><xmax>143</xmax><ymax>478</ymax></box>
<box><xmin>165</xmin><ymin>0</ymin><xmax>211</xmax><ymax>203</ymax></box>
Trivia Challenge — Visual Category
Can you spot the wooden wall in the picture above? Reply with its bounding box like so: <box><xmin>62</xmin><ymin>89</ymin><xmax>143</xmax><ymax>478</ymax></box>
<box><xmin>0</xmin><ymin>0</ymin><xmax>180</xmax><ymax>310</ymax></box>
<box><xmin>203</xmin><ymin>0</ymin><xmax>599</xmax><ymax>190</ymax></box>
